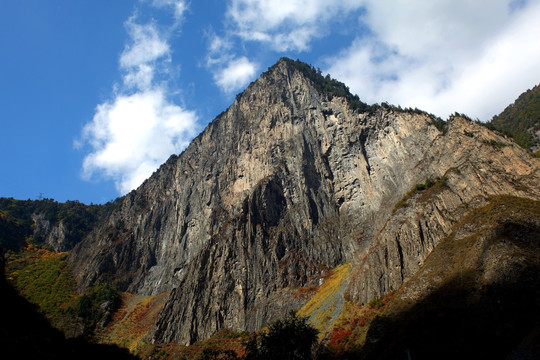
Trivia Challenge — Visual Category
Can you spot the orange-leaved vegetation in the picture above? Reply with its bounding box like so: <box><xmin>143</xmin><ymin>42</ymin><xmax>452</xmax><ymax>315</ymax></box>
<box><xmin>96</xmin><ymin>291</ymin><xmax>170</xmax><ymax>353</ymax></box>
<box><xmin>138</xmin><ymin>328</ymin><xmax>249</xmax><ymax>360</ymax></box>
<box><xmin>323</xmin><ymin>291</ymin><xmax>395</xmax><ymax>357</ymax></box>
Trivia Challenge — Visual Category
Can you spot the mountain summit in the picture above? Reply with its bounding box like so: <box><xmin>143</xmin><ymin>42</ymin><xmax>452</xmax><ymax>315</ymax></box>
<box><xmin>67</xmin><ymin>58</ymin><xmax>540</xmax><ymax>345</ymax></box>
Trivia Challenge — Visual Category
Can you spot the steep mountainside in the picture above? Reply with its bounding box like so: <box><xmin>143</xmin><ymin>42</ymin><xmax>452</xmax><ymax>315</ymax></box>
<box><xmin>358</xmin><ymin>196</ymin><xmax>540</xmax><ymax>359</ymax></box>
<box><xmin>68</xmin><ymin>58</ymin><xmax>540</xmax><ymax>344</ymax></box>
<box><xmin>488</xmin><ymin>83</ymin><xmax>540</xmax><ymax>153</ymax></box>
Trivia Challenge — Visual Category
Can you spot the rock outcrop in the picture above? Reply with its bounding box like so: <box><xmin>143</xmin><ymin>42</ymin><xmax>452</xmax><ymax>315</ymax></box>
<box><xmin>68</xmin><ymin>58</ymin><xmax>540</xmax><ymax>344</ymax></box>
<box><xmin>32</xmin><ymin>213</ymin><xmax>69</xmax><ymax>252</ymax></box>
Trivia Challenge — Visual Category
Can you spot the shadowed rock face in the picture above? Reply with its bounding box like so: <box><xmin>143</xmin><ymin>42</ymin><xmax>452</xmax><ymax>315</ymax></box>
<box><xmin>68</xmin><ymin>58</ymin><xmax>540</xmax><ymax>344</ymax></box>
<box><xmin>357</xmin><ymin>196</ymin><xmax>540</xmax><ymax>360</ymax></box>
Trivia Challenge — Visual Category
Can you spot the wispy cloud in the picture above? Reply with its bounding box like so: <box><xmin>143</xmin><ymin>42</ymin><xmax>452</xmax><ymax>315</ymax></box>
<box><xmin>120</xmin><ymin>19</ymin><xmax>170</xmax><ymax>70</ymax></box>
<box><xmin>152</xmin><ymin>0</ymin><xmax>188</xmax><ymax>21</ymax></box>
<box><xmin>205</xmin><ymin>31</ymin><xmax>258</xmax><ymax>94</ymax></box>
<box><xmin>214</xmin><ymin>56</ymin><xmax>257</xmax><ymax>94</ymax></box>
<box><xmin>226</xmin><ymin>0</ymin><xmax>364</xmax><ymax>51</ymax></box>
<box><xmin>79</xmin><ymin>0</ymin><xmax>198</xmax><ymax>195</ymax></box>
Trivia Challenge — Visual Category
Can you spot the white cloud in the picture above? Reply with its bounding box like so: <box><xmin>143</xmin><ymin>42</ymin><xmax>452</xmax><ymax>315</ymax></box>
<box><xmin>82</xmin><ymin>90</ymin><xmax>197</xmax><ymax>194</ymax></box>
<box><xmin>205</xmin><ymin>32</ymin><xmax>234</xmax><ymax>66</ymax></box>
<box><xmin>214</xmin><ymin>56</ymin><xmax>258</xmax><ymax>94</ymax></box>
<box><xmin>120</xmin><ymin>20</ymin><xmax>170</xmax><ymax>69</ymax></box>
<box><xmin>362</xmin><ymin>1</ymin><xmax>507</xmax><ymax>61</ymax></box>
<box><xmin>123</xmin><ymin>63</ymin><xmax>155</xmax><ymax>90</ymax></box>
<box><xmin>204</xmin><ymin>30</ymin><xmax>258</xmax><ymax>94</ymax></box>
<box><xmin>226</xmin><ymin>0</ymin><xmax>364</xmax><ymax>51</ymax></box>
<box><xmin>326</xmin><ymin>0</ymin><xmax>540</xmax><ymax>120</ymax></box>
<box><xmin>152</xmin><ymin>0</ymin><xmax>188</xmax><ymax>21</ymax></box>
<box><xmin>80</xmin><ymin>0</ymin><xmax>198</xmax><ymax>194</ymax></box>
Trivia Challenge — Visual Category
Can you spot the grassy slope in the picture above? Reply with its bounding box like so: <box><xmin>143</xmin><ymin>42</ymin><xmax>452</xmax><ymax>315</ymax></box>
<box><xmin>5</xmin><ymin>245</ymin><xmax>84</xmax><ymax>336</ymax></box>
<box><xmin>298</xmin><ymin>263</ymin><xmax>351</xmax><ymax>334</ymax></box>
<box><xmin>0</xmin><ymin>250</ymin><xmax>138</xmax><ymax>359</ymax></box>
<box><xmin>5</xmin><ymin>246</ymin><xmax>126</xmax><ymax>340</ymax></box>
<box><xmin>5</xmin><ymin>245</ymin><xmax>228</xmax><ymax>359</ymax></box>
<box><xmin>96</xmin><ymin>291</ymin><xmax>170</xmax><ymax>353</ymax></box>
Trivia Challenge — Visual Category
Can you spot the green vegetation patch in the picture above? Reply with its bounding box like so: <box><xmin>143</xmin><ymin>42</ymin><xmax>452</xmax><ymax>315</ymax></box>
<box><xmin>485</xmin><ymin>83</ymin><xmax>540</xmax><ymax>151</ymax></box>
<box><xmin>0</xmin><ymin>209</ymin><xmax>27</xmax><ymax>251</ymax></box>
<box><xmin>429</xmin><ymin>117</ymin><xmax>448</xmax><ymax>134</ymax></box>
<box><xmin>481</xmin><ymin>139</ymin><xmax>509</xmax><ymax>148</ymax></box>
<box><xmin>245</xmin><ymin>312</ymin><xmax>319</xmax><ymax>360</ymax></box>
<box><xmin>76</xmin><ymin>283</ymin><xmax>121</xmax><ymax>331</ymax></box>
<box><xmin>6</xmin><ymin>246</ymin><xmax>79</xmax><ymax>316</ymax></box>
<box><xmin>393</xmin><ymin>176</ymin><xmax>448</xmax><ymax>213</ymax></box>
<box><xmin>6</xmin><ymin>245</ymin><xmax>123</xmax><ymax>338</ymax></box>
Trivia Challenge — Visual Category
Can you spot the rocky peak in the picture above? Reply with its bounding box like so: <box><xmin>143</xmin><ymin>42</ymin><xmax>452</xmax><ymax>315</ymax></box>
<box><xmin>69</xmin><ymin>57</ymin><xmax>338</xmax><ymax>295</ymax></box>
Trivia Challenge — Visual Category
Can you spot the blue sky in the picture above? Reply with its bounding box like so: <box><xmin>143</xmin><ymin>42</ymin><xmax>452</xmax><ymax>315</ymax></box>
<box><xmin>1</xmin><ymin>0</ymin><xmax>540</xmax><ymax>204</ymax></box>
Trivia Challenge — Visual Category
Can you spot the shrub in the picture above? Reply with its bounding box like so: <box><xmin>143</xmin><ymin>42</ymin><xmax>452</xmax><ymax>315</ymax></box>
<box><xmin>368</xmin><ymin>298</ymin><xmax>385</xmax><ymax>309</ymax></box>
<box><xmin>429</xmin><ymin>118</ymin><xmax>448</xmax><ymax>134</ymax></box>
<box><xmin>481</xmin><ymin>139</ymin><xmax>508</xmax><ymax>148</ymax></box>
<box><xmin>485</xmin><ymin>84</ymin><xmax>540</xmax><ymax>151</ymax></box>
<box><xmin>393</xmin><ymin>177</ymin><xmax>444</xmax><ymax>213</ymax></box>
<box><xmin>76</xmin><ymin>283</ymin><xmax>121</xmax><ymax>332</ymax></box>
<box><xmin>244</xmin><ymin>311</ymin><xmax>318</xmax><ymax>360</ymax></box>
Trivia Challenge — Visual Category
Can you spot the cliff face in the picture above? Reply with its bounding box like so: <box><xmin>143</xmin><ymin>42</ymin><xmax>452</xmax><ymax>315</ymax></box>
<box><xmin>32</xmin><ymin>214</ymin><xmax>68</xmax><ymax>252</ymax></box>
<box><xmin>68</xmin><ymin>58</ymin><xmax>540</xmax><ymax>344</ymax></box>
<box><xmin>345</xmin><ymin>116</ymin><xmax>540</xmax><ymax>305</ymax></box>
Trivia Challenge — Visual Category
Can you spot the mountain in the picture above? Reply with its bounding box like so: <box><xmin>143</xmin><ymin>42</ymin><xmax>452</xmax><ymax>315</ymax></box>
<box><xmin>66</xmin><ymin>58</ymin><xmax>540</xmax><ymax>346</ymax></box>
<box><xmin>487</xmin><ymin>83</ymin><xmax>540</xmax><ymax>154</ymax></box>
